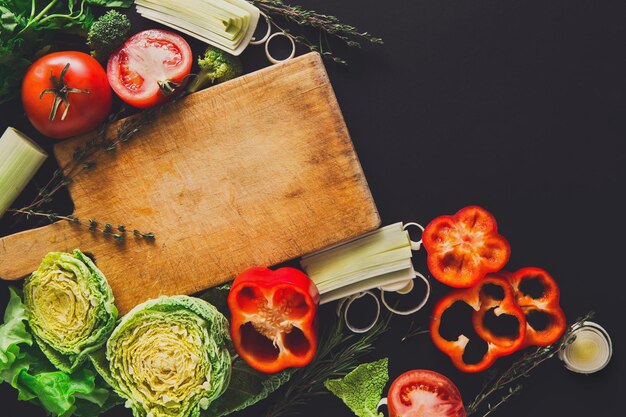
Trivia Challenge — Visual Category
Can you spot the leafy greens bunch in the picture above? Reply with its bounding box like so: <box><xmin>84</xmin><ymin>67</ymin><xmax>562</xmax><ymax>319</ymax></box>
<box><xmin>0</xmin><ymin>0</ymin><xmax>132</xmax><ymax>103</ymax></box>
<box><xmin>0</xmin><ymin>248</ymin><xmax>121</xmax><ymax>417</ymax></box>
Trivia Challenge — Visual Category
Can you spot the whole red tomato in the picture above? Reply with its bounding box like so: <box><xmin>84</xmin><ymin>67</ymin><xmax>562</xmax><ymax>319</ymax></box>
<box><xmin>22</xmin><ymin>52</ymin><xmax>112</xmax><ymax>139</ymax></box>
<box><xmin>107</xmin><ymin>29</ymin><xmax>192</xmax><ymax>108</ymax></box>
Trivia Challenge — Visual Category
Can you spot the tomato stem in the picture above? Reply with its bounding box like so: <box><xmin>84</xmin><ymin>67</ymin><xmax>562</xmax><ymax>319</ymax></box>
<box><xmin>157</xmin><ymin>74</ymin><xmax>194</xmax><ymax>96</ymax></box>
<box><xmin>40</xmin><ymin>63</ymin><xmax>90</xmax><ymax>121</ymax></box>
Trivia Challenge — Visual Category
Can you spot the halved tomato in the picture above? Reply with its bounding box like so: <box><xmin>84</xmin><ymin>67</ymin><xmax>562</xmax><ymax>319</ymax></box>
<box><xmin>107</xmin><ymin>29</ymin><xmax>192</xmax><ymax>108</ymax></box>
<box><xmin>388</xmin><ymin>370</ymin><xmax>466</xmax><ymax>417</ymax></box>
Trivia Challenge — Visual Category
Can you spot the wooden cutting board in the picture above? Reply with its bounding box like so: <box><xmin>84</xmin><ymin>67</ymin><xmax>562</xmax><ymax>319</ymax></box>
<box><xmin>0</xmin><ymin>53</ymin><xmax>380</xmax><ymax>313</ymax></box>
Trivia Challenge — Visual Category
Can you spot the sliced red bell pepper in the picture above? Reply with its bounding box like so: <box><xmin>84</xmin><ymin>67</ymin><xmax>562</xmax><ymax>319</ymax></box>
<box><xmin>507</xmin><ymin>267</ymin><xmax>566</xmax><ymax>347</ymax></box>
<box><xmin>430</xmin><ymin>275</ymin><xmax>526</xmax><ymax>373</ymax></box>
<box><xmin>423</xmin><ymin>206</ymin><xmax>511</xmax><ymax>288</ymax></box>
<box><xmin>227</xmin><ymin>266</ymin><xmax>320</xmax><ymax>373</ymax></box>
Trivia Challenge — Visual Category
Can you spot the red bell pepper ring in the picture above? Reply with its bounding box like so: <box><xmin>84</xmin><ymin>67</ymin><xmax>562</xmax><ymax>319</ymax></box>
<box><xmin>227</xmin><ymin>266</ymin><xmax>320</xmax><ymax>374</ymax></box>
<box><xmin>507</xmin><ymin>267</ymin><xmax>566</xmax><ymax>347</ymax></box>
<box><xmin>430</xmin><ymin>275</ymin><xmax>527</xmax><ymax>373</ymax></box>
<box><xmin>423</xmin><ymin>206</ymin><xmax>511</xmax><ymax>288</ymax></box>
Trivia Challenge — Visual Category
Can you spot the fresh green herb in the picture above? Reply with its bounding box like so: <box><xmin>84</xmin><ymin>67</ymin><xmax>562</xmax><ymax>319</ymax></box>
<box><xmin>86</xmin><ymin>10</ymin><xmax>131</xmax><ymax>62</ymax></box>
<box><xmin>208</xmin><ymin>358</ymin><xmax>294</xmax><ymax>417</ymax></box>
<box><xmin>466</xmin><ymin>312</ymin><xmax>595</xmax><ymax>417</ymax></box>
<box><xmin>248</xmin><ymin>0</ymin><xmax>383</xmax><ymax>65</ymax></box>
<box><xmin>401</xmin><ymin>321</ymin><xmax>430</xmax><ymax>342</ymax></box>
<box><xmin>10</xmin><ymin>101</ymin><xmax>171</xmax><ymax>240</ymax></box>
<box><xmin>0</xmin><ymin>287</ymin><xmax>120</xmax><ymax>417</ymax></box>
<box><xmin>0</xmin><ymin>1</ymin><xmax>132</xmax><ymax>103</ymax></box>
<box><xmin>324</xmin><ymin>358</ymin><xmax>388</xmax><ymax>417</ymax></box>
<box><xmin>263</xmin><ymin>310</ymin><xmax>390</xmax><ymax>417</ymax></box>
<box><xmin>187</xmin><ymin>46</ymin><xmax>243</xmax><ymax>93</ymax></box>
<box><xmin>9</xmin><ymin>208</ymin><xmax>156</xmax><ymax>242</ymax></box>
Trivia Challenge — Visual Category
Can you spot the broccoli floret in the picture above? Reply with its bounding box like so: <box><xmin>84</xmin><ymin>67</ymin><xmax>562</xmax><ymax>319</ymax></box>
<box><xmin>187</xmin><ymin>46</ymin><xmax>243</xmax><ymax>93</ymax></box>
<box><xmin>87</xmin><ymin>11</ymin><xmax>131</xmax><ymax>62</ymax></box>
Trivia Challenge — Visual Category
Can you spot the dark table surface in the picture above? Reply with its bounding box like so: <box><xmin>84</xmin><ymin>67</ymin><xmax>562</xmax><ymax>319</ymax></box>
<box><xmin>1</xmin><ymin>0</ymin><xmax>624</xmax><ymax>416</ymax></box>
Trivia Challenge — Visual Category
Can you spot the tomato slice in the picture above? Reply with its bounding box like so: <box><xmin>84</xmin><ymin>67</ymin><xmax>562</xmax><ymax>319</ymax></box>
<box><xmin>107</xmin><ymin>29</ymin><xmax>192</xmax><ymax>108</ymax></box>
<box><xmin>388</xmin><ymin>370</ymin><xmax>466</xmax><ymax>417</ymax></box>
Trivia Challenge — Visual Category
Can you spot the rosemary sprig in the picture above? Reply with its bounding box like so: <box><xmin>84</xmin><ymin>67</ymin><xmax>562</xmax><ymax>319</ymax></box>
<box><xmin>9</xmin><ymin>208</ymin><xmax>155</xmax><ymax>242</ymax></box>
<box><xmin>263</xmin><ymin>311</ymin><xmax>391</xmax><ymax>417</ymax></box>
<box><xmin>248</xmin><ymin>0</ymin><xmax>383</xmax><ymax>65</ymax></box>
<box><xmin>466</xmin><ymin>312</ymin><xmax>595</xmax><ymax>416</ymax></box>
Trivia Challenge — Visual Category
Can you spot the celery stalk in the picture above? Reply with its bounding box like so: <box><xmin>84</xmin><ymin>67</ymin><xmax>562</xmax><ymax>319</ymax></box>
<box><xmin>0</xmin><ymin>128</ymin><xmax>48</xmax><ymax>218</ymax></box>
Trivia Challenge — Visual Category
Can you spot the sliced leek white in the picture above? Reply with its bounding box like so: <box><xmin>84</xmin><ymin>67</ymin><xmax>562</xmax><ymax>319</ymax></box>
<box><xmin>301</xmin><ymin>222</ymin><xmax>424</xmax><ymax>303</ymax></box>
<box><xmin>559</xmin><ymin>321</ymin><xmax>613</xmax><ymax>374</ymax></box>
<box><xmin>0</xmin><ymin>127</ymin><xmax>47</xmax><ymax>218</ymax></box>
<box><xmin>135</xmin><ymin>0</ymin><xmax>260</xmax><ymax>56</ymax></box>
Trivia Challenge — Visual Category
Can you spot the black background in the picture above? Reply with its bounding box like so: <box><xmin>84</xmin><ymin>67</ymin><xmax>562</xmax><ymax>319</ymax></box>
<box><xmin>1</xmin><ymin>0</ymin><xmax>625</xmax><ymax>415</ymax></box>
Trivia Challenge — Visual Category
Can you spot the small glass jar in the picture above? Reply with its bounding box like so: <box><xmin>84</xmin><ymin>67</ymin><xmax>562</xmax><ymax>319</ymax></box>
<box><xmin>558</xmin><ymin>321</ymin><xmax>612</xmax><ymax>374</ymax></box>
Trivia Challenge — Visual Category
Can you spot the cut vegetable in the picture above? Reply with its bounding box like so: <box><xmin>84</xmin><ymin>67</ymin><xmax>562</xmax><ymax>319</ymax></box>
<box><xmin>0</xmin><ymin>128</ymin><xmax>47</xmax><ymax>218</ymax></box>
<box><xmin>386</xmin><ymin>370</ymin><xmax>466</xmax><ymax>417</ymax></box>
<box><xmin>24</xmin><ymin>250</ymin><xmax>118</xmax><ymax>373</ymax></box>
<box><xmin>301</xmin><ymin>223</ymin><xmax>421</xmax><ymax>303</ymax></box>
<box><xmin>559</xmin><ymin>321</ymin><xmax>613</xmax><ymax>374</ymax></box>
<box><xmin>135</xmin><ymin>0</ymin><xmax>260</xmax><ymax>56</ymax></box>
<box><xmin>227</xmin><ymin>267</ymin><xmax>319</xmax><ymax>374</ymax></box>
<box><xmin>106</xmin><ymin>295</ymin><xmax>231</xmax><ymax>417</ymax></box>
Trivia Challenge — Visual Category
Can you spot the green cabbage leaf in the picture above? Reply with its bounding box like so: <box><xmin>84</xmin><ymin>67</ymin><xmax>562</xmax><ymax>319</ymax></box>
<box><xmin>324</xmin><ymin>358</ymin><xmax>389</xmax><ymax>417</ymax></box>
<box><xmin>23</xmin><ymin>250</ymin><xmax>118</xmax><ymax>373</ymax></box>
<box><xmin>107</xmin><ymin>295</ymin><xmax>232</xmax><ymax>417</ymax></box>
<box><xmin>207</xmin><ymin>357</ymin><xmax>293</xmax><ymax>417</ymax></box>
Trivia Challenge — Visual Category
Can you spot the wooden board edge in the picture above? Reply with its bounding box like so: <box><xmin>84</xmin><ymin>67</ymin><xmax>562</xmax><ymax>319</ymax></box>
<box><xmin>52</xmin><ymin>53</ymin><xmax>324</xmax><ymax>165</ymax></box>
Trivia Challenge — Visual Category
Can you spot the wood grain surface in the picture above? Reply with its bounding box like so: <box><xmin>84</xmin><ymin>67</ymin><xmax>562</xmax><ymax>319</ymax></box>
<box><xmin>0</xmin><ymin>52</ymin><xmax>380</xmax><ymax>313</ymax></box>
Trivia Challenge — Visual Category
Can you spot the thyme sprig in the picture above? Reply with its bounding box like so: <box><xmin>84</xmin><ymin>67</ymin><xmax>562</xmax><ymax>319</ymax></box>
<box><xmin>248</xmin><ymin>0</ymin><xmax>383</xmax><ymax>65</ymax></box>
<box><xmin>466</xmin><ymin>312</ymin><xmax>595</xmax><ymax>416</ymax></box>
<box><xmin>18</xmin><ymin>103</ymin><xmax>167</xmax><ymax>216</ymax></box>
<box><xmin>11</xmin><ymin>101</ymin><xmax>174</xmax><ymax>241</ymax></box>
<box><xmin>263</xmin><ymin>311</ymin><xmax>391</xmax><ymax>417</ymax></box>
<box><xmin>8</xmin><ymin>208</ymin><xmax>155</xmax><ymax>242</ymax></box>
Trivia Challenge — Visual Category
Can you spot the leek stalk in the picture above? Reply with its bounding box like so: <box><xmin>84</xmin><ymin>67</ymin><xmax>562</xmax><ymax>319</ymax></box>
<box><xmin>134</xmin><ymin>0</ymin><xmax>260</xmax><ymax>56</ymax></box>
<box><xmin>301</xmin><ymin>223</ymin><xmax>420</xmax><ymax>302</ymax></box>
<box><xmin>0</xmin><ymin>127</ymin><xmax>47</xmax><ymax>218</ymax></box>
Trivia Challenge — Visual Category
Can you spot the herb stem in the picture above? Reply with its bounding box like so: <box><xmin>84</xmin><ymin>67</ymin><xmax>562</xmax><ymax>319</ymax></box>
<box><xmin>8</xmin><ymin>208</ymin><xmax>155</xmax><ymax>243</ymax></box>
<box><xmin>466</xmin><ymin>312</ymin><xmax>594</xmax><ymax>416</ymax></box>
<box><xmin>38</xmin><ymin>0</ymin><xmax>86</xmax><ymax>25</ymax></box>
<box><xmin>19</xmin><ymin>0</ymin><xmax>60</xmax><ymax>34</ymax></box>
<box><xmin>481</xmin><ymin>385</ymin><xmax>522</xmax><ymax>417</ymax></box>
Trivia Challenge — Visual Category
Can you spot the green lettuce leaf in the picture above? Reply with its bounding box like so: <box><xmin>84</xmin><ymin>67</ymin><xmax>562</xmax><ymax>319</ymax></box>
<box><xmin>207</xmin><ymin>358</ymin><xmax>293</xmax><ymax>417</ymax></box>
<box><xmin>0</xmin><ymin>287</ymin><xmax>119</xmax><ymax>417</ymax></box>
<box><xmin>0</xmin><ymin>287</ymin><xmax>32</xmax><ymax>376</ymax></box>
<box><xmin>324</xmin><ymin>358</ymin><xmax>389</xmax><ymax>417</ymax></box>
